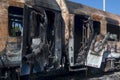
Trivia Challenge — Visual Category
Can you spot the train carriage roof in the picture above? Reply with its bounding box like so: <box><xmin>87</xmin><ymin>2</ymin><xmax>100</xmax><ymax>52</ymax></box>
<box><xmin>27</xmin><ymin>0</ymin><xmax>61</xmax><ymax>11</ymax></box>
<box><xmin>65</xmin><ymin>0</ymin><xmax>120</xmax><ymax>24</ymax></box>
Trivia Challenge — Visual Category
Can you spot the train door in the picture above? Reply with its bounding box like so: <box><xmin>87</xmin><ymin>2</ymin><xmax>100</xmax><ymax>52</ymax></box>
<box><xmin>68</xmin><ymin>14</ymin><xmax>101</xmax><ymax>71</ymax></box>
<box><xmin>68</xmin><ymin>14</ymin><xmax>94</xmax><ymax>70</ymax></box>
<box><xmin>21</xmin><ymin>5</ymin><xmax>62</xmax><ymax>77</ymax></box>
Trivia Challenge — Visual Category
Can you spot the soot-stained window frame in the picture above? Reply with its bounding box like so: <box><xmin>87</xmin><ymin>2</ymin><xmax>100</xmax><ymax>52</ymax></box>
<box><xmin>8</xmin><ymin>6</ymin><xmax>23</xmax><ymax>37</ymax></box>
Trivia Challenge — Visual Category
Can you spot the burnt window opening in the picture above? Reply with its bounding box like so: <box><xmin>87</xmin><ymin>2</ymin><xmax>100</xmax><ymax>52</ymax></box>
<box><xmin>30</xmin><ymin>10</ymin><xmax>55</xmax><ymax>39</ymax></box>
<box><xmin>93</xmin><ymin>21</ymin><xmax>100</xmax><ymax>35</ymax></box>
<box><xmin>107</xmin><ymin>23</ymin><xmax>119</xmax><ymax>41</ymax></box>
<box><xmin>30</xmin><ymin>11</ymin><xmax>45</xmax><ymax>37</ymax></box>
<box><xmin>8</xmin><ymin>6</ymin><xmax>23</xmax><ymax>37</ymax></box>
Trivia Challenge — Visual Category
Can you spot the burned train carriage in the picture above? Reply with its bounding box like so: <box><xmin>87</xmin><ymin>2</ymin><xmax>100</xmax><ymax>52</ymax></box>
<box><xmin>21</xmin><ymin>0</ymin><xmax>120</xmax><ymax>78</ymax></box>
<box><xmin>57</xmin><ymin>0</ymin><xmax>120</xmax><ymax>73</ymax></box>
<box><xmin>0</xmin><ymin>0</ymin><xmax>24</xmax><ymax>79</ymax></box>
<box><xmin>21</xmin><ymin>0</ymin><xmax>63</xmax><ymax>76</ymax></box>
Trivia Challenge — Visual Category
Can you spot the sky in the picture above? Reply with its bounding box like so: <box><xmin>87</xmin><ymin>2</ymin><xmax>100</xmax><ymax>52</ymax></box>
<box><xmin>70</xmin><ymin>0</ymin><xmax>120</xmax><ymax>16</ymax></box>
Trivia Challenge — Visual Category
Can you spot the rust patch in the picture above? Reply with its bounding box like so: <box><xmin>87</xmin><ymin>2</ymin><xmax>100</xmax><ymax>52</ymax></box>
<box><xmin>8</xmin><ymin>0</ymin><xmax>25</xmax><ymax>8</ymax></box>
<box><xmin>92</xmin><ymin>14</ymin><xmax>103</xmax><ymax>21</ymax></box>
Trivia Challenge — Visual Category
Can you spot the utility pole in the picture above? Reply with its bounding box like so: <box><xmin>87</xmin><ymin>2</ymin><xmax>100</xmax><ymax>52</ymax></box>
<box><xmin>103</xmin><ymin>0</ymin><xmax>106</xmax><ymax>11</ymax></box>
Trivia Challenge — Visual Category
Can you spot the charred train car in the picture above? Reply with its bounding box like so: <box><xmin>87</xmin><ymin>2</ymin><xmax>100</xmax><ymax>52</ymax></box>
<box><xmin>22</xmin><ymin>0</ymin><xmax>120</xmax><ymax>77</ymax></box>
<box><xmin>57</xmin><ymin>0</ymin><xmax>120</xmax><ymax>73</ymax></box>
<box><xmin>0</xmin><ymin>0</ymin><xmax>120</xmax><ymax>79</ymax></box>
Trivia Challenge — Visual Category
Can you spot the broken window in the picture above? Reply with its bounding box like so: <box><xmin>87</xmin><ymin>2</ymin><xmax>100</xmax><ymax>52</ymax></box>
<box><xmin>107</xmin><ymin>23</ymin><xmax>119</xmax><ymax>41</ymax></box>
<box><xmin>8</xmin><ymin>6</ymin><xmax>23</xmax><ymax>37</ymax></box>
<box><xmin>93</xmin><ymin>21</ymin><xmax>100</xmax><ymax>35</ymax></box>
<box><xmin>30</xmin><ymin>11</ymin><xmax>44</xmax><ymax>38</ymax></box>
<box><xmin>30</xmin><ymin>10</ymin><xmax>55</xmax><ymax>42</ymax></box>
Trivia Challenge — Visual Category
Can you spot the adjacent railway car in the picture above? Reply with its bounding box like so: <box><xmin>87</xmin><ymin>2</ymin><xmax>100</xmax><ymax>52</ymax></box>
<box><xmin>0</xmin><ymin>0</ymin><xmax>24</xmax><ymax>79</ymax></box>
<box><xmin>57</xmin><ymin>0</ymin><xmax>120</xmax><ymax>73</ymax></box>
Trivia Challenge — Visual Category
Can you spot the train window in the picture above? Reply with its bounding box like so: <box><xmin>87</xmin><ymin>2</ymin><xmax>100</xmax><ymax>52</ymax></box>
<box><xmin>107</xmin><ymin>23</ymin><xmax>119</xmax><ymax>41</ymax></box>
<box><xmin>8</xmin><ymin>6</ymin><xmax>23</xmax><ymax>37</ymax></box>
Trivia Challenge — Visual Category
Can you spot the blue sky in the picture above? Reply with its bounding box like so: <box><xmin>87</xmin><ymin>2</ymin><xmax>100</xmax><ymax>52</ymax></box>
<box><xmin>71</xmin><ymin>0</ymin><xmax>120</xmax><ymax>15</ymax></box>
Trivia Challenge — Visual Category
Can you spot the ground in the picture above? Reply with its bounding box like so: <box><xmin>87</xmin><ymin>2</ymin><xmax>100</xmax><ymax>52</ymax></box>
<box><xmin>41</xmin><ymin>71</ymin><xmax>120</xmax><ymax>80</ymax></box>
<box><xmin>89</xmin><ymin>72</ymin><xmax>120</xmax><ymax>80</ymax></box>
